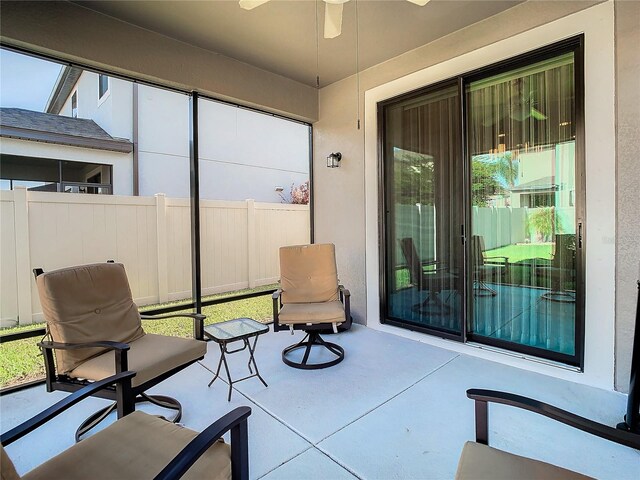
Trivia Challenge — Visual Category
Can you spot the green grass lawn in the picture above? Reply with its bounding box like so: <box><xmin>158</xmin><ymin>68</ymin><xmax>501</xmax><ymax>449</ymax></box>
<box><xmin>485</xmin><ymin>243</ymin><xmax>553</xmax><ymax>263</ymax></box>
<box><xmin>0</xmin><ymin>285</ymin><xmax>276</xmax><ymax>389</ymax></box>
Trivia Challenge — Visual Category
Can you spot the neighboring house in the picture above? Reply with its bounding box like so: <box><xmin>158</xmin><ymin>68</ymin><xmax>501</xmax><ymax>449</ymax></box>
<box><xmin>42</xmin><ymin>68</ymin><xmax>310</xmax><ymax>201</ymax></box>
<box><xmin>0</xmin><ymin>107</ymin><xmax>133</xmax><ymax>194</ymax></box>
<box><xmin>509</xmin><ymin>142</ymin><xmax>575</xmax><ymax>210</ymax></box>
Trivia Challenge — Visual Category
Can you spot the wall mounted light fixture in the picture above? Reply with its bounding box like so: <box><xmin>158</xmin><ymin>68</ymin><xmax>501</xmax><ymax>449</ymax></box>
<box><xmin>327</xmin><ymin>152</ymin><xmax>342</xmax><ymax>168</ymax></box>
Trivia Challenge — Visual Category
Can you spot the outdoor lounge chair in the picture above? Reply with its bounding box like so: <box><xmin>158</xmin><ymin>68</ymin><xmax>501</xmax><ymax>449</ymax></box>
<box><xmin>272</xmin><ymin>243</ymin><xmax>351</xmax><ymax>369</ymax></box>
<box><xmin>456</xmin><ymin>388</ymin><xmax>640</xmax><ymax>479</ymax></box>
<box><xmin>471</xmin><ymin>235</ymin><xmax>510</xmax><ymax>297</ymax></box>
<box><xmin>0</xmin><ymin>371</ymin><xmax>251</xmax><ymax>480</ymax></box>
<box><xmin>538</xmin><ymin>233</ymin><xmax>576</xmax><ymax>303</ymax></box>
<box><xmin>33</xmin><ymin>262</ymin><xmax>207</xmax><ymax>441</ymax></box>
<box><xmin>400</xmin><ymin>237</ymin><xmax>457</xmax><ymax>315</ymax></box>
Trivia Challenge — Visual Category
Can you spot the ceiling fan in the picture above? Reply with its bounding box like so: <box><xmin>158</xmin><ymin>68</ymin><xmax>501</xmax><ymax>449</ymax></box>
<box><xmin>239</xmin><ymin>0</ymin><xmax>430</xmax><ymax>39</ymax></box>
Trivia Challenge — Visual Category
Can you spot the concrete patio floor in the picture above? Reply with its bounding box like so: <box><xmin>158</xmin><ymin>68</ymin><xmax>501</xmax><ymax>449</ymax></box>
<box><xmin>1</xmin><ymin>324</ymin><xmax>638</xmax><ymax>479</ymax></box>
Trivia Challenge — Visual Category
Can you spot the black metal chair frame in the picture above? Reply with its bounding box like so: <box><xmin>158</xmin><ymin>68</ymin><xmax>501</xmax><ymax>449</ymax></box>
<box><xmin>272</xmin><ymin>285</ymin><xmax>351</xmax><ymax>370</ymax></box>
<box><xmin>399</xmin><ymin>237</ymin><xmax>457</xmax><ymax>315</ymax></box>
<box><xmin>471</xmin><ymin>235</ymin><xmax>510</xmax><ymax>297</ymax></box>
<box><xmin>537</xmin><ymin>233</ymin><xmax>576</xmax><ymax>303</ymax></box>
<box><xmin>33</xmin><ymin>268</ymin><xmax>206</xmax><ymax>442</ymax></box>
<box><xmin>0</xmin><ymin>372</ymin><xmax>251</xmax><ymax>480</ymax></box>
<box><xmin>467</xmin><ymin>388</ymin><xmax>640</xmax><ymax>453</ymax></box>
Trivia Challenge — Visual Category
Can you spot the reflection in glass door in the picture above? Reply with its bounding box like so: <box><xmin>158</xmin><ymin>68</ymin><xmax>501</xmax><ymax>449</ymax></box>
<box><xmin>381</xmin><ymin>82</ymin><xmax>464</xmax><ymax>338</ymax></box>
<box><xmin>466</xmin><ymin>52</ymin><xmax>580</xmax><ymax>361</ymax></box>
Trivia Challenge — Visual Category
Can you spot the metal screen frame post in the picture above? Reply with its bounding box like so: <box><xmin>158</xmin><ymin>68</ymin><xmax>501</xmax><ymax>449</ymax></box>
<box><xmin>189</xmin><ymin>92</ymin><xmax>202</xmax><ymax>320</ymax></box>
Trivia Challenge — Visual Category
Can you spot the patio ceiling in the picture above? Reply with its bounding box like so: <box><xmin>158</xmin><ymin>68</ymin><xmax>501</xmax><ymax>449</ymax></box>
<box><xmin>73</xmin><ymin>0</ymin><xmax>523</xmax><ymax>87</ymax></box>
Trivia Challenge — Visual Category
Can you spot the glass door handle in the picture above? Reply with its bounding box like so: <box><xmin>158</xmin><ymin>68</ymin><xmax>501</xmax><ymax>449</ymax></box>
<box><xmin>578</xmin><ymin>222</ymin><xmax>583</xmax><ymax>248</ymax></box>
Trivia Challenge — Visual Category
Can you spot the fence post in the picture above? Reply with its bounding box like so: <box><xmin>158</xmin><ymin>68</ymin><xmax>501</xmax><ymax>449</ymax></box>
<box><xmin>246</xmin><ymin>199</ymin><xmax>256</xmax><ymax>289</ymax></box>
<box><xmin>13</xmin><ymin>187</ymin><xmax>33</xmax><ymax>325</ymax></box>
<box><xmin>155</xmin><ymin>193</ymin><xmax>169</xmax><ymax>303</ymax></box>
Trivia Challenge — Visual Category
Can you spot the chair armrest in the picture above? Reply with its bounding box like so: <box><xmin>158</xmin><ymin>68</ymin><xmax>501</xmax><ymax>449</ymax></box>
<box><xmin>154</xmin><ymin>406</ymin><xmax>252</xmax><ymax>480</ymax></box>
<box><xmin>37</xmin><ymin>340</ymin><xmax>130</xmax><ymax>352</ymax></box>
<box><xmin>338</xmin><ymin>285</ymin><xmax>352</xmax><ymax>330</ymax></box>
<box><xmin>1</xmin><ymin>371</ymin><xmax>136</xmax><ymax>446</ymax></box>
<box><xmin>272</xmin><ymin>290</ymin><xmax>283</xmax><ymax>331</ymax></box>
<box><xmin>38</xmin><ymin>340</ymin><xmax>131</xmax><ymax>374</ymax></box>
<box><xmin>467</xmin><ymin>389</ymin><xmax>640</xmax><ymax>450</ymax></box>
<box><xmin>140</xmin><ymin>313</ymin><xmax>207</xmax><ymax>340</ymax></box>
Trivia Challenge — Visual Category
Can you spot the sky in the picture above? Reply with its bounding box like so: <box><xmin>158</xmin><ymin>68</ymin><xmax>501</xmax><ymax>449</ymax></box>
<box><xmin>0</xmin><ymin>49</ymin><xmax>63</xmax><ymax>112</ymax></box>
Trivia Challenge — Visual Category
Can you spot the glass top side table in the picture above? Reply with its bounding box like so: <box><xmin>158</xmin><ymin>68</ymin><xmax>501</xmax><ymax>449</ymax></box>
<box><xmin>203</xmin><ymin>317</ymin><xmax>269</xmax><ymax>401</ymax></box>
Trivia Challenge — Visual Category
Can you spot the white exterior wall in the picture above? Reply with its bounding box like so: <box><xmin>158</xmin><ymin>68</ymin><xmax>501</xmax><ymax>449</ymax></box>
<box><xmin>0</xmin><ymin>137</ymin><xmax>133</xmax><ymax>195</ymax></box>
<box><xmin>59</xmin><ymin>72</ymin><xmax>133</xmax><ymax>141</ymax></box>
<box><xmin>137</xmin><ymin>85</ymin><xmax>191</xmax><ymax>198</ymax></box>
<box><xmin>136</xmin><ymin>86</ymin><xmax>310</xmax><ymax>201</ymax></box>
<box><xmin>198</xmin><ymin>100</ymin><xmax>309</xmax><ymax>202</ymax></box>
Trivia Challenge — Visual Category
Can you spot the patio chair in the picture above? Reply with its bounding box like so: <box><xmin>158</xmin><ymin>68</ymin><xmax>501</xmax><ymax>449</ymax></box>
<box><xmin>272</xmin><ymin>243</ymin><xmax>351</xmax><ymax>369</ymax></box>
<box><xmin>0</xmin><ymin>371</ymin><xmax>251</xmax><ymax>480</ymax></box>
<box><xmin>538</xmin><ymin>233</ymin><xmax>576</xmax><ymax>303</ymax></box>
<box><xmin>471</xmin><ymin>235</ymin><xmax>510</xmax><ymax>297</ymax></box>
<box><xmin>33</xmin><ymin>262</ymin><xmax>207</xmax><ymax>441</ymax></box>
<box><xmin>456</xmin><ymin>388</ymin><xmax>640</xmax><ymax>479</ymax></box>
<box><xmin>399</xmin><ymin>237</ymin><xmax>457</xmax><ymax>315</ymax></box>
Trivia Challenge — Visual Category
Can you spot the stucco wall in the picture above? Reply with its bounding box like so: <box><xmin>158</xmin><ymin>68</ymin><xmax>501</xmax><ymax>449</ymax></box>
<box><xmin>614</xmin><ymin>0</ymin><xmax>640</xmax><ymax>393</ymax></box>
<box><xmin>0</xmin><ymin>1</ymin><xmax>317</xmax><ymax>123</ymax></box>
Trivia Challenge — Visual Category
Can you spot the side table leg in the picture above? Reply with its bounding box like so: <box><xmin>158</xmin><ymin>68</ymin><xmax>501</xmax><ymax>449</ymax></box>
<box><xmin>247</xmin><ymin>335</ymin><xmax>268</xmax><ymax>388</ymax></box>
<box><xmin>220</xmin><ymin>344</ymin><xmax>234</xmax><ymax>402</ymax></box>
<box><xmin>207</xmin><ymin>344</ymin><xmax>225</xmax><ymax>388</ymax></box>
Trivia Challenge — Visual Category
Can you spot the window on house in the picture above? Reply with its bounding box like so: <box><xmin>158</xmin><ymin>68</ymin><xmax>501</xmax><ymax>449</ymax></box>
<box><xmin>521</xmin><ymin>192</ymin><xmax>556</xmax><ymax>208</ymax></box>
<box><xmin>98</xmin><ymin>74</ymin><xmax>109</xmax><ymax>99</ymax></box>
<box><xmin>71</xmin><ymin>91</ymin><xmax>77</xmax><ymax>118</ymax></box>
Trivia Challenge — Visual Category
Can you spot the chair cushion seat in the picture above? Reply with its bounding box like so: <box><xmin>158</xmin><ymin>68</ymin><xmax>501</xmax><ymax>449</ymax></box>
<box><xmin>22</xmin><ymin>411</ymin><xmax>231</xmax><ymax>480</ymax></box>
<box><xmin>278</xmin><ymin>301</ymin><xmax>345</xmax><ymax>325</ymax></box>
<box><xmin>70</xmin><ymin>334</ymin><xmax>206</xmax><ymax>387</ymax></box>
<box><xmin>455</xmin><ymin>441</ymin><xmax>593</xmax><ymax>480</ymax></box>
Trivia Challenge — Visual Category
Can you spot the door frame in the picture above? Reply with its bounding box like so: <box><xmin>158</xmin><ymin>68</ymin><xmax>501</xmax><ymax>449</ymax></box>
<box><xmin>377</xmin><ymin>36</ymin><xmax>586</xmax><ymax>368</ymax></box>
<box><xmin>377</xmin><ymin>77</ymin><xmax>466</xmax><ymax>342</ymax></box>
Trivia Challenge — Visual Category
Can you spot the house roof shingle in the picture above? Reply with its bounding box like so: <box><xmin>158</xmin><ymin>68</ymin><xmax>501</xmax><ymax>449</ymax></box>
<box><xmin>0</xmin><ymin>108</ymin><xmax>133</xmax><ymax>153</ymax></box>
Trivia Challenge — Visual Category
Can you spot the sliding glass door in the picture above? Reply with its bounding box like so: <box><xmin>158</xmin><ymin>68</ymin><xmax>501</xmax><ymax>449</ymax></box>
<box><xmin>466</xmin><ymin>51</ymin><xmax>582</xmax><ymax>363</ymax></box>
<box><xmin>380</xmin><ymin>81</ymin><xmax>464</xmax><ymax>339</ymax></box>
<box><xmin>380</xmin><ymin>37</ymin><xmax>584</xmax><ymax>366</ymax></box>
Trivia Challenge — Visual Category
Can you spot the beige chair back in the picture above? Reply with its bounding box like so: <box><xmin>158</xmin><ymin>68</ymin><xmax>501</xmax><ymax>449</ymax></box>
<box><xmin>36</xmin><ymin>263</ymin><xmax>145</xmax><ymax>374</ymax></box>
<box><xmin>279</xmin><ymin>244</ymin><xmax>339</xmax><ymax>304</ymax></box>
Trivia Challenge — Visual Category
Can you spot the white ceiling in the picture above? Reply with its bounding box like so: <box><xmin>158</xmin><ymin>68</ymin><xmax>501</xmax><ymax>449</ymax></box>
<box><xmin>74</xmin><ymin>0</ymin><xmax>523</xmax><ymax>87</ymax></box>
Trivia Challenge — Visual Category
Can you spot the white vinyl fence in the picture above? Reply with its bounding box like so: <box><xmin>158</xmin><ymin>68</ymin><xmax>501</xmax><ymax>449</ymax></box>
<box><xmin>0</xmin><ymin>188</ymin><xmax>309</xmax><ymax>327</ymax></box>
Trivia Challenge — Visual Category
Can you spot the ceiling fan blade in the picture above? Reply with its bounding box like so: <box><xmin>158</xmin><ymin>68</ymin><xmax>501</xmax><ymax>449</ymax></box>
<box><xmin>239</xmin><ymin>0</ymin><xmax>270</xmax><ymax>10</ymax></box>
<box><xmin>406</xmin><ymin>0</ymin><xmax>431</xmax><ymax>6</ymax></box>
<box><xmin>324</xmin><ymin>1</ymin><xmax>344</xmax><ymax>39</ymax></box>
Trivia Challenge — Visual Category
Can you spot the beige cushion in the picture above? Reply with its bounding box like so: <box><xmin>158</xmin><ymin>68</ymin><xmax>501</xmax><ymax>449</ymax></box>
<box><xmin>1</xmin><ymin>445</ymin><xmax>20</xmax><ymax>480</ymax></box>
<box><xmin>278</xmin><ymin>301</ymin><xmax>345</xmax><ymax>325</ymax></box>
<box><xmin>36</xmin><ymin>263</ymin><xmax>145</xmax><ymax>374</ymax></box>
<box><xmin>280</xmin><ymin>244</ymin><xmax>339</xmax><ymax>304</ymax></box>
<box><xmin>22</xmin><ymin>411</ymin><xmax>231</xmax><ymax>480</ymax></box>
<box><xmin>70</xmin><ymin>334</ymin><xmax>206</xmax><ymax>387</ymax></box>
<box><xmin>455</xmin><ymin>441</ymin><xmax>593</xmax><ymax>480</ymax></box>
